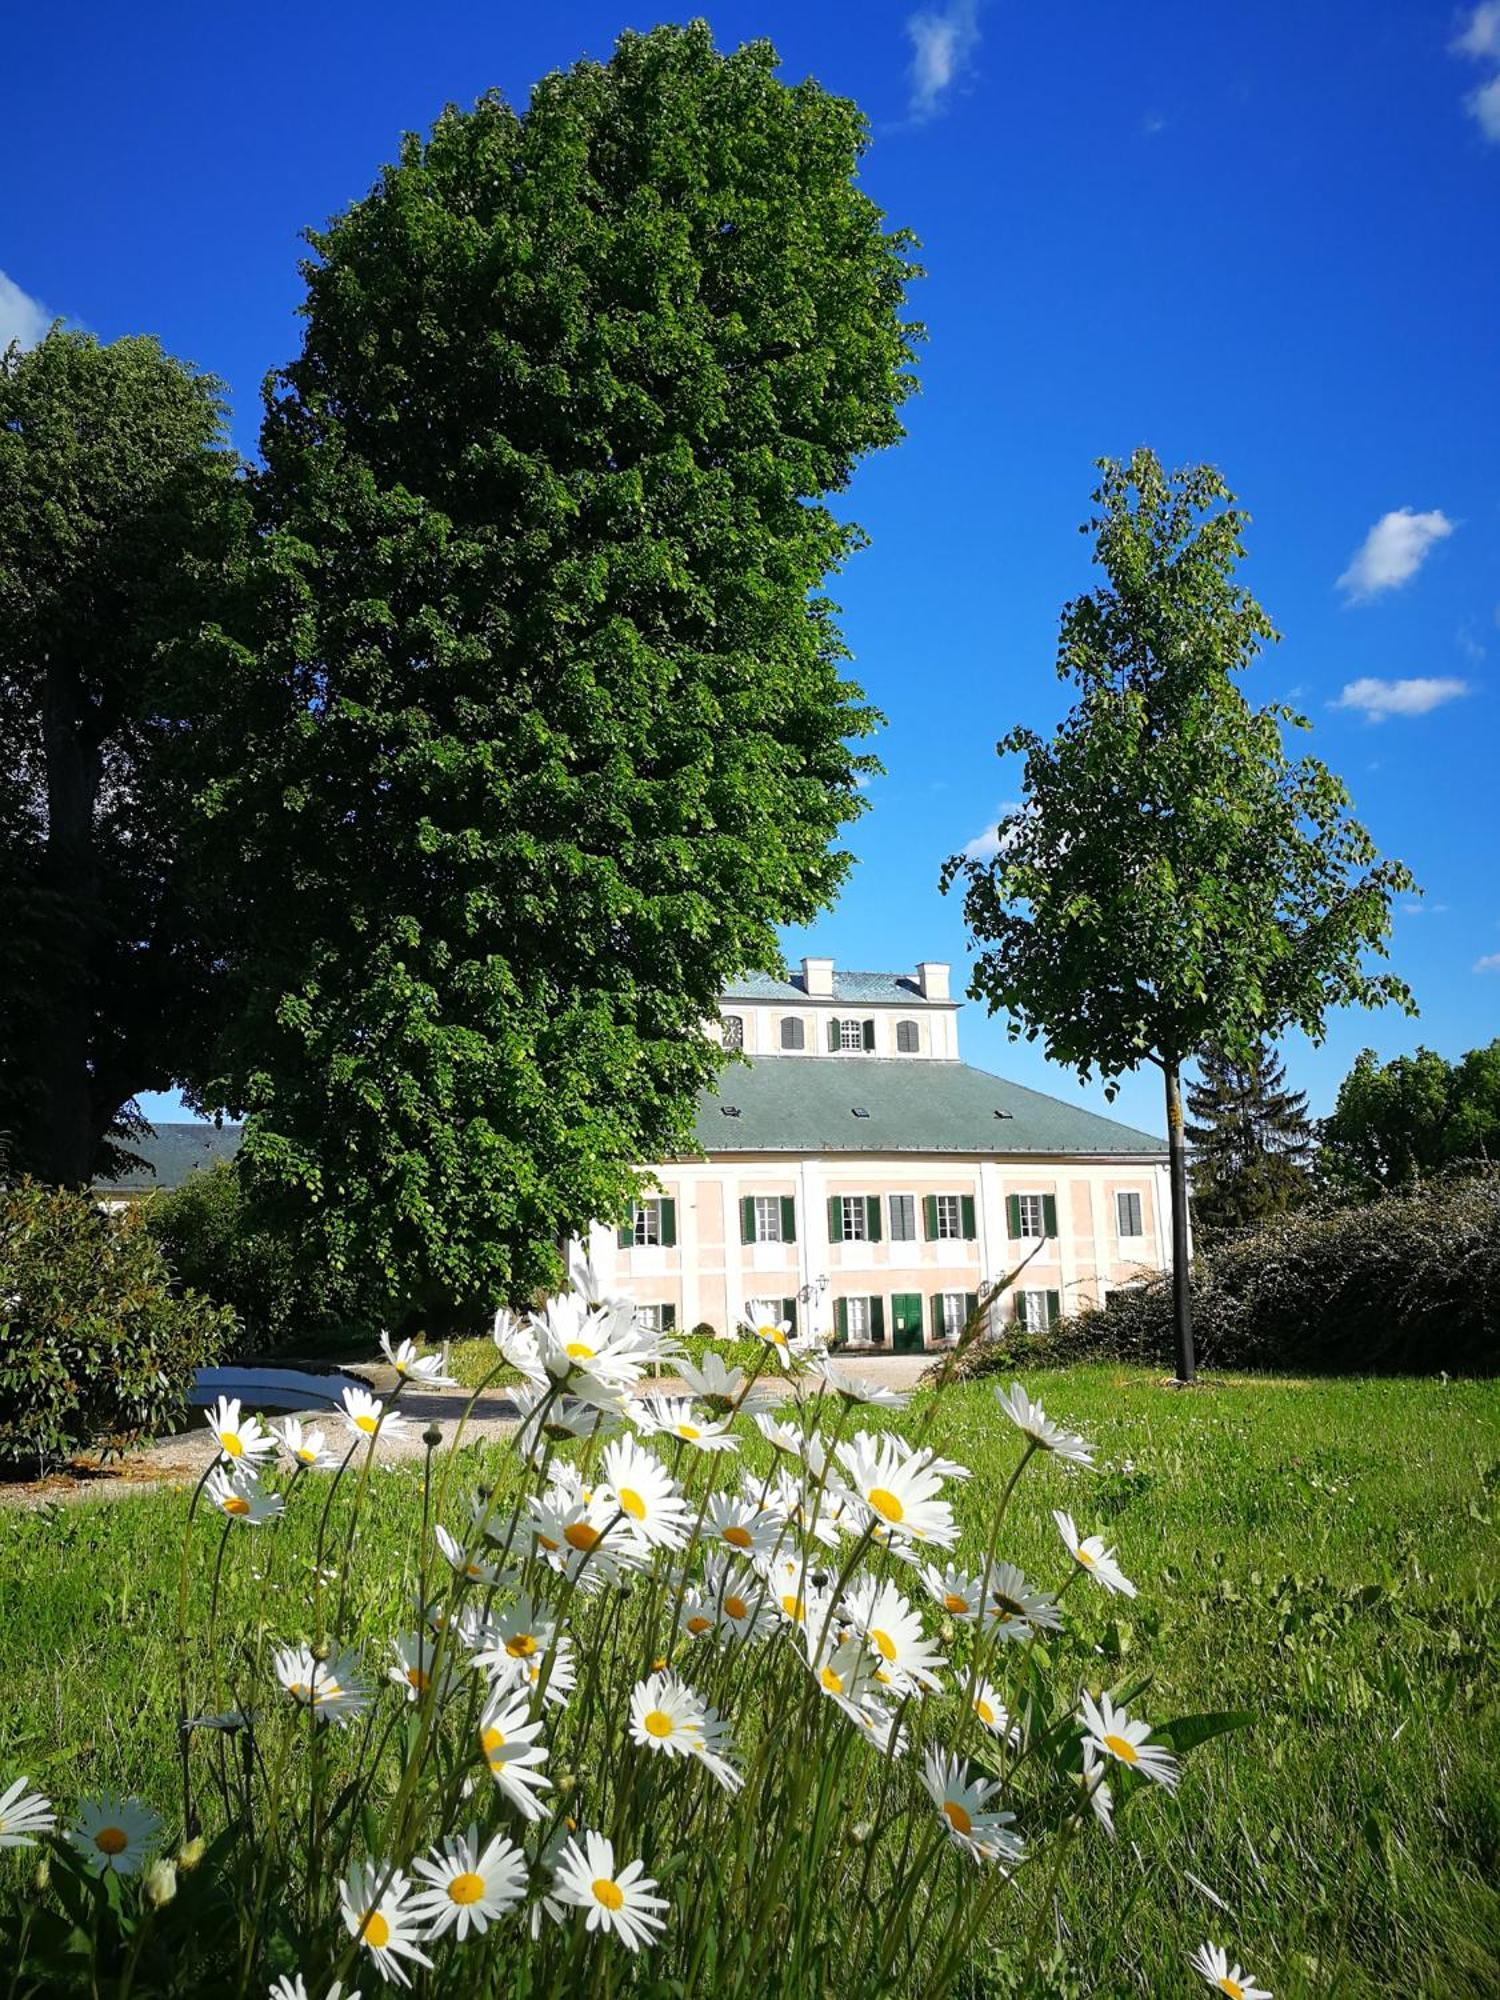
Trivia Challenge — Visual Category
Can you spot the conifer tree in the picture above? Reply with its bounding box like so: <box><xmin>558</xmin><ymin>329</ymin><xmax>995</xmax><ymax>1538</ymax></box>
<box><xmin>1185</xmin><ymin>1039</ymin><xmax>1313</xmax><ymax>1240</ymax></box>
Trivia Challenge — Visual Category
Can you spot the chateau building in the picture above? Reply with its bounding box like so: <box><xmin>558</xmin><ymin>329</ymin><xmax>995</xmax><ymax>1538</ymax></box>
<box><xmin>580</xmin><ymin>956</ymin><xmax>1174</xmax><ymax>1352</ymax></box>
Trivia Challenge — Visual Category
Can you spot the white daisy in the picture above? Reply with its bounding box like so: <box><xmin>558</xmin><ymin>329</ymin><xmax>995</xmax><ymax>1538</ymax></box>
<box><xmin>676</xmin><ymin>1352</ymin><xmax>781</xmax><ymax>1418</ymax></box>
<box><xmin>204</xmin><ymin>1394</ymin><xmax>274</xmax><ymax>1467</ymax></box>
<box><xmin>205</xmin><ymin>1466</ymin><xmax>283</xmax><ymax>1526</ymax></box>
<box><xmin>0</xmin><ymin>1777</ymin><xmax>54</xmax><ymax>1849</ymax></box>
<box><xmin>478</xmin><ymin>1690</ymin><xmax>553</xmax><ymax>1819</ymax></box>
<box><xmin>551</xmin><ymin>1830</ymin><xmax>667</xmax><ymax>1953</ymax></box>
<box><xmin>1078</xmin><ymin>1690</ymin><xmax>1179</xmax><ymax>1791</ymax></box>
<box><xmin>970</xmin><ymin>1679</ymin><xmax>1019</xmax><ymax>1744</ymax></box>
<box><xmin>695</xmin><ymin>1559</ymin><xmax>778</xmax><ymax>1645</ymax></box>
<box><xmin>272</xmin><ymin>1643</ymin><xmax>370</xmax><ymax>1727</ymax></box>
<box><xmin>763</xmin><ymin>1553</ymin><xmax>835</xmax><ymax>1634</ymax></box>
<box><xmin>387</xmin><ymin>1631</ymin><xmax>456</xmax><ymax>1705</ymax></box>
<box><xmin>1053</xmin><ymin>1512</ymin><xmax>1137</xmax><ymax>1598</ymax></box>
<box><xmin>704</xmin><ymin>1493</ymin><xmax>781</xmax><ymax>1562</ymax></box>
<box><xmin>339</xmin><ymin>1862</ymin><xmax>432</xmax><ymax>1989</ymax></box>
<box><xmin>688</xmin><ymin>1701</ymin><xmax>744</xmax><ymax>1794</ymax></box>
<box><xmin>1078</xmin><ymin>1744</ymin><xmax>1115</xmax><ymax>1836</ymax></box>
<box><xmin>600</xmin><ymin>1436</ymin><xmax>692</xmax><ymax>1550</ymax></box>
<box><xmin>274</xmin><ymin>1417</ymin><xmax>335</xmax><ymax>1471</ymax></box>
<box><xmin>469</xmin><ymin>1593</ymin><xmax>559</xmax><ymax>1681</ymax></box>
<box><xmin>633</xmin><ymin>1395</ymin><xmax>739</xmax><ymax>1453</ymax></box>
<box><xmin>68</xmin><ymin>1793</ymin><xmax>161</xmax><ymax>1875</ymax></box>
<box><xmin>1189</xmin><ymin>1942</ymin><xmax>1272</xmax><ymax>2000</ymax></box>
<box><xmin>409</xmin><ymin>1823</ymin><xmax>526</xmax><ymax>1940</ymax></box>
<box><xmin>510</xmin><ymin>1383</ymin><xmax>619</xmax><ymax>1455</ymax></box>
<box><xmin>379</xmin><ymin>1333</ymin><xmax>456</xmax><ymax>1386</ymax></box>
<box><xmin>514</xmin><ymin>1642</ymin><xmax>577</xmax><ymax>1708</ymax></box>
<box><xmin>526</xmin><ymin>1490</ymin><xmax>633</xmax><ymax>1583</ymax></box>
<box><xmin>804</xmin><ymin>1628</ymin><xmax>885</xmax><ymax>1734</ymax></box>
<box><xmin>984</xmin><ymin>1561</ymin><xmax>1065</xmax><ymax>1640</ymax></box>
<box><xmin>339</xmin><ymin>1386</ymin><xmax>407</xmax><ymax>1446</ymax></box>
<box><xmin>762</xmin><ymin>1466</ymin><xmax>842</xmax><ymax>1549</ymax></box>
<box><xmin>995</xmin><ymin>1381</ymin><xmax>1095</xmax><ymax>1467</ymax></box>
<box><xmin>267</xmin><ymin>1980</ymin><xmax>358</xmax><ymax>2000</ymax></box>
<box><xmin>629</xmin><ymin>1671</ymin><xmax>707</xmax><ymax>1759</ymax></box>
<box><xmin>433</xmin><ymin>1524</ymin><xmax>501</xmax><ymax>1586</ymax></box>
<box><xmin>921</xmin><ymin>1750</ymin><xmax>1025</xmax><ymax>1865</ymax></box>
<box><xmin>741</xmin><ymin>1297</ymin><xmax>795</xmax><ymax>1357</ymax></box>
<box><xmin>835</xmin><ymin>1432</ymin><xmax>958</xmax><ymax>1549</ymax></box>
<box><xmin>842</xmin><ymin>1577</ymin><xmax>947</xmax><ymax>1693</ymax></box>
<box><xmin>812</xmin><ymin>1356</ymin><xmax>910</xmax><ymax>1409</ymax></box>
<box><xmin>918</xmin><ymin>1562</ymin><xmax>988</xmax><ymax>1624</ymax></box>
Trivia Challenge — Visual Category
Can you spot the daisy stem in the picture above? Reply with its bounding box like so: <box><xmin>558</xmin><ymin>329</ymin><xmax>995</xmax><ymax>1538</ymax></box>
<box><xmin>951</xmin><ymin>1439</ymin><xmax>1039</xmax><ymax>1765</ymax></box>
<box><xmin>173</xmin><ymin>1457</ymin><xmax>221</xmax><ymax>1836</ymax></box>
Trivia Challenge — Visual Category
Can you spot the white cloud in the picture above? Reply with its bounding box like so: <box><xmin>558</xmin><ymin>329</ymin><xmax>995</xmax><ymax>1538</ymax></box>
<box><xmin>1453</xmin><ymin>4</ymin><xmax>1500</xmax><ymax>60</ymax></box>
<box><xmin>0</xmin><ymin>270</ymin><xmax>52</xmax><ymax>353</ymax></box>
<box><xmin>1332</xmin><ymin>675</ymin><xmax>1471</xmax><ymax>722</ymax></box>
<box><xmin>960</xmin><ymin>800</ymin><xmax>1023</xmax><ymax>862</ymax></box>
<box><xmin>1142</xmin><ymin>111</ymin><xmax>1168</xmax><ymax>137</ymax></box>
<box><xmin>906</xmin><ymin>1</ymin><xmax>981</xmax><ymax>122</ymax></box>
<box><xmin>1466</xmin><ymin>70</ymin><xmax>1500</xmax><ymax>139</ymax></box>
<box><xmin>1474</xmin><ymin>952</ymin><xmax>1500</xmax><ymax>973</ymax></box>
<box><xmin>1336</xmin><ymin>508</ymin><xmax>1454</xmax><ymax>600</ymax></box>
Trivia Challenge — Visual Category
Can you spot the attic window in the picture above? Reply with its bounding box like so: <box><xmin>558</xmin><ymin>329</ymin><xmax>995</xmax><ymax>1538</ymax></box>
<box><xmin>720</xmin><ymin>1105</ymin><xmax>741</xmax><ymax>1118</ymax></box>
<box><xmin>994</xmin><ymin>1109</ymin><xmax>1014</xmax><ymax>1120</ymax></box>
<box><xmin>851</xmin><ymin>1107</ymin><xmax>870</xmax><ymax>1118</ymax></box>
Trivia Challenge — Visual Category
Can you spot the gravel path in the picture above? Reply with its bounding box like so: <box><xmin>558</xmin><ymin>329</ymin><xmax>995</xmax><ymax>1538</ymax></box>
<box><xmin>0</xmin><ymin>1353</ymin><xmax>936</xmax><ymax>1511</ymax></box>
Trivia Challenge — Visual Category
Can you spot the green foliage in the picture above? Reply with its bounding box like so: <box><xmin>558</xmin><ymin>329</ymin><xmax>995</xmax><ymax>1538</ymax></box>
<box><xmin>189</xmin><ymin>23</ymin><xmax>922</xmax><ymax>1331</ymax></box>
<box><xmin>955</xmin><ymin>1171</ymin><xmax>1500</xmax><ymax>1377</ymax></box>
<box><xmin>1185</xmin><ymin>1037</ymin><xmax>1313</xmax><ymax>1240</ymax></box>
<box><xmin>1318</xmin><ymin>1039</ymin><xmax>1500</xmax><ymax>1199</ymax></box>
<box><xmin>0</xmin><ymin>329</ymin><xmax>249</xmax><ymax>1187</ymax></box>
<box><xmin>0</xmin><ymin>1181</ymin><xmax>233</xmax><ymax>1474</ymax></box>
<box><xmin>141</xmin><ymin>1162</ymin><xmax>365</xmax><ymax>1360</ymax></box>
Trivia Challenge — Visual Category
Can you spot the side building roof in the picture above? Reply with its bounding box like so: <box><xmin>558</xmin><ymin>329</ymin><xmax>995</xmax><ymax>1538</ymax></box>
<box><xmin>722</xmin><ymin>969</ymin><xmax>934</xmax><ymax>1004</ymax></box>
<box><xmin>689</xmin><ymin>1059</ymin><xmax>1165</xmax><ymax>1157</ymax></box>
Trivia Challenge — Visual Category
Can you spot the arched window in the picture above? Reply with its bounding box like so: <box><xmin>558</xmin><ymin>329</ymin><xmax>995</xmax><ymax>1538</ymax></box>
<box><xmin>896</xmin><ymin>1019</ymin><xmax>920</xmax><ymax>1053</ymax></box>
<box><xmin>722</xmin><ymin>1015</ymin><xmax>744</xmax><ymax>1050</ymax></box>
<box><xmin>780</xmin><ymin>1015</ymin><xmax>805</xmax><ymax>1050</ymax></box>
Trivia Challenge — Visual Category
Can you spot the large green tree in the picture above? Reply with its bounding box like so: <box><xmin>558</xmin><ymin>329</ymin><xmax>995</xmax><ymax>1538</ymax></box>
<box><xmin>1318</xmin><ymin>1039</ymin><xmax>1500</xmax><ymax>1198</ymax></box>
<box><xmin>943</xmin><ymin>449</ymin><xmax>1415</xmax><ymax>1381</ymax></box>
<box><xmin>192</xmin><ymin>26</ymin><xmax>921</xmax><ymax>1328</ymax></box>
<box><xmin>0</xmin><ymin>330</ymin><xmax>247</xmax><ymax>1185</ymax></box>
<box><xmin>1185</xmin><ymin>1037</ymin><xmax>1313</xmax><ymax>1240</ymax></box>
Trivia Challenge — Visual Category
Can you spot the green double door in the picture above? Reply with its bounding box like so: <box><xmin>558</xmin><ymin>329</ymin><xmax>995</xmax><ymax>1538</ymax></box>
<box><xmin>890</xmin><ymin>1292</ymin><xmax>924</xmax><ymax>1353</ymax></box>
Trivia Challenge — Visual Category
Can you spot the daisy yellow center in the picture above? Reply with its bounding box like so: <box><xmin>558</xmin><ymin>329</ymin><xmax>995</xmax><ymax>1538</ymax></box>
<box><xmin>942</xmin><ymin>1800</ymin><xmax>972</xmax><ymax>1837</ymax></box>
<box><xmin>820</xmin><ymin>1666</ymin><xmax>845</xmax><ymax>1694</ymax></box>
<box><xmin>943</xmin><ymin>1592</ymin><xmax>970</xmax><ymax>1614</ymax></box>
<box><xmin>782</xmin><ymin>1595</ymin><xmax>806</xmax><ymax>1622</ymax></box>
<box><xmin>94</xmin><ymin>1826</ymin><xmax>128</xmax><ymax>1856</ymax></box>
<box><xmin>676</xmin><ymin>1424</ymin><xmax>701</xmax><ymax>1440</ymax></box>
<box><xmin>506</xmin><ymin>1633</ymin><xmax>537</xmax><ymax>1658</ymax></box>
<box><xmin>686</xmin><ymin>1614</ymin><xmax>712</xmax><ymax>1634</ymax></box>
<box><xmin>991</xmin><ymin>1594</ymin><xmax>1025</xmax><ymax>1620</ymax></box>
<box><xmin>593</xmin><ymin>1877</ymin><xmax>624</xmax><ymax>1911</ymax></box>
<box><xmin>405</xmin><ymin>1667</ymin><xmax>429</xmax><ymax>1691</ymax></box>
<box><xmin>724</xmin><ymin>1594</ymin><xmax>749</xmax><ymax>1620</ymax></box>
<box><xmin>976</xmin><ymin>1698</ymin><xmax>996</xmax><ymax>1726</ymax></box>
<box><xmin>565</xmin><ymin>1341</ymin><xmax>595</xmax><ymax>1360</ymax></box>
<box><xmin>565</xmin><ymin>1523</ymin><xmax>601</xmax><ymax>1551</ymax></box>
<box><xmin>538</xmin><ymin>1533</ymin><xmax>561</xmax><ymax>1551</ymax></box>
<box><xmin>644</xmin><ymin>1709</ymin><xmax>674</xmax><ymax>1739</ymax></box>
<box><xmin>221</xmin><ymin>1432</ymin><xmax>244</xmax><ymax>1458</ymax></box>
<box><xmin>724</xmin><ymin>1525</ymin><xmax>753</xmax><ymax>1549</ymax></box>
<box><xmin>448</xmin><ymin>1871</ymin><xmax>486</xmax><ymax>1906</ymax></box>
<box><xmin>1216</xmin><ymin>1982</ymin><xmax>1244</xmax><ymax>2000</ymax></box>
<box><xmin>868</xmin><ymin>1487</ymin><xmax>904</xmax><ymax>1524</ymax></box>
<box><xmin>361</xmin><ymin>1910</ymin><xmax>391</xmax><ymax>1949</ymax></box>
<box><xmin>1102</xmin><ymin>1733</ymin><xmax>1138</xmax><ymax>1764</ymax></box>
<box><xmin>464</xmin><ymin>1562</ymin><xmax>483</xmax><ymax>1578</ymax></box>
<box><xmin>1074</xmin><ymin>1546</ymin><xmax>1097</xmax><ymax>1568</ymax></box>
<box><xmin>481</xmin><ymin>1726</ymin><xmax>506</xmax><ymax>1755</ymax></box>
<box><xmin>223</xmin><ymin>1495</ymin><xmax>251</xmax><ymax>1517</ymax></box>
<box><xmin>617</xmin><ymin>1487</ymin><xmax>647</xmax><ymax>1521</ymax></box>
<box><xmin>758</xmin><ymin>1323</ymin><xmax>785</xmax><ymax>1344</ymax></box>
<box><xmin>297</xmin><ymin>1448</ymin><xmax>317</xmax><ymax>1463</ymax></box>
<box><xmin>871</xmin><ymin>1629</ymin><xmax>898</xmax><ymax>1662</ymax></box>
<box><xmin>355</xmin><ymin>1413</ymin><xmax>379</xmax><ymax>1435</ymax></box>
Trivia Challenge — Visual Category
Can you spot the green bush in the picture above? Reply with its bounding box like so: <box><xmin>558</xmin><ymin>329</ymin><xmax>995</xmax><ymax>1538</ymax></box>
<box><xmin>946</xmin><ymin>1169</ymin><xmax>1500</xmax><ymax>1380</ymax></box>
<box><xmin>142</xmin><ymin>1162</ymin><xmax>363</xmax><ymax>1359</ymax></box>
<box><xmin>0</xmin><ymin>1181</ymin><xmax>234</xmax><ymax>1475</ymax></box>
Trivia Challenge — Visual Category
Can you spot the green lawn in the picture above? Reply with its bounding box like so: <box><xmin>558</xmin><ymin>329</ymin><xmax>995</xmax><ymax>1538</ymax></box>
<box><xmin>2</xmin><ymin>1367</ymin><xmax>1496</xmax><ymax>1996</ymax></box>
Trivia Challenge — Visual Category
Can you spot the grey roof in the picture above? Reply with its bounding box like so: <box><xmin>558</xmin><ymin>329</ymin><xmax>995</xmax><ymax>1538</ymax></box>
<box><xmin>101</xmin><ymin>1122</ymin><xmax>243</xmax><ymax>1192</ymax></box>
<box><xmin>722</xmin><ymin>969</ymin><xmax>933</xmax><ymax>1004</ymax></box>
<box><xmin>689</xmin><ymin>1058</ymin><xmax>1166</xmax><ymax>1157</ymax></box>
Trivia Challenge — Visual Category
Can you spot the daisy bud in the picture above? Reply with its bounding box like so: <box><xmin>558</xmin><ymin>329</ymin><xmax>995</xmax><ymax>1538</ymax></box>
<box><xmin>555</xmin><ymin>1772</ymin><xmax>576</xmax><ymax>1797</ymax></box>
<box><xmin>423</xmin><ymin>1424</ymin><xmax>443</xmax><ymax>1451</ymax></box>
<box><xmin>177</xmin><ymin>1836</ymin><xmax>207</xmax><ymax>1872</ymax></box>
<box><xmin>33</xmin><ymin>1856</ymin><xmax>49</xmax><ymax>1893</ymax></box>
<box><xmin>939</xmin><ymin>1618</ymin><xmax>957</xmax><ymax>1644</ymax></box>
<box><xmin>144</xmin><ymin>1858</ymin><xmax>178</xmax><ymax>1907</ymax></box>
<box><xmin>849</xmin><ymin>1821</ymin><xmax>872</xmax><ymax>1846</ymax></box>
<box><xmin>312</xmin><ymin>1638</ymin><xmax>331</xmax><ymax>1662</ymax></box>
<box><xmin>651</xmin><ymin>1657</ymin><xmax>669</xmax><ymax>1673</ymax></box>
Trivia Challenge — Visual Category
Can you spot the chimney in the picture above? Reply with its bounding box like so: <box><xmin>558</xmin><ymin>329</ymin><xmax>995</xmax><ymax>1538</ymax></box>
<box><xmin>801</xmin><ymin>955</ymin><xmax>835</xmax><ymax>998</ymax></box>
<box><xmin>916</xmin><ymin>960</ymin><xmax>950</xmax><ymax>1001</ymax></box>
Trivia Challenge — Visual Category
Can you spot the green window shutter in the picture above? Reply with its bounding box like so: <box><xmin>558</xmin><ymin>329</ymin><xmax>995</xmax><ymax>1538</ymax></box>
<box><xmin>1006</xmin><ymin>1194</ymin><xmax>1021</xmax><ymax>1238</ymax></box>
<box><xmin>862</xmin><ymin>1018</ymin><xmax>875</xmax><ymax>1051</ymax></box>
<box><xmin>660</xmin><ymin>1199</ymin><xmax>677</xmax><ymax>1249</ymax></box>
<box><xmin>930</xmin><ymin>1295</ymin><xmax>944</xmax><ymax>1340</ymax></box>
<box><xmin>960</xmin><ymin>1194</ymin><xmax>976</xmax><ymax>1240</ymax></box>
<box><xmin>866</xmin><ymin>1195</ymin><xmax>882</xmax><ymax>1242</ymax></box>
<box><xmin>834</xmin><ymin>1297</ymin><xmax>849</xmax><ymax>1343</ymax></box>
<box><xmin>661</xmin><ymin>1303</ymin><xmax>677</xmax><ymax>1331</ymax></box>
<box><xmin>780</xmin><ymin>1196</ymin><xmax>796</xmax><ymax>1243</ymax></box>
<box><xmin>740</xmin><ymin>1196</ymin><xmax>756</xmax><ymax>1245</ymax></box>
<box><xmin>827</xmin><ymin>1017</ymin><xmax>841</xmax><ymax>1052</ymax></box>
<box><xmin>964</xmin><ymin>1292</ymin><xmax>979</xmax><ymax>1333</ymax></box>
<box><xmin>870</xmin><ymin>1296</ymin><xmax>885</xmax><ymax>1340</ymax></box>
<box><xmin>1043</xmin><ymin>1194</ymin><xmax>1058</xmax><ymax>1238</ymax></box>
<box><xmin>827</xmin><ymin>1195</ymin><xmax>843</xmax><ymax>1243</ymax></box>
<box><xmin>1046</xmin><ymin>1290</ymin><xmax>1060</xmax><ymax>1328</ymax></box>
<box><xmin>781</xmin><ymin>1297</ymin><xmax>798</xmax><ymax>1333</ymax></box>
<box><xmin>617</xmin><ymin>1219</ymin><xmax>633</xmax><ymax>1250</ymax></box>
<box><xmin>923</xmin><ymin>1195</ymin><xmax>939</xmax><ymax>1241</ymax></box>
<box><xmin>1012</xmin><ymin>1293</ymin><xmax>1026</xmax><ymax>1325</ymax></box>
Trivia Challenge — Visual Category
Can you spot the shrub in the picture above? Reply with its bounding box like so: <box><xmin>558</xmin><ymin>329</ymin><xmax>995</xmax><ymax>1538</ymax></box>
<box><xmin>0</xmin><ymin>1181</ymin><xmax>234</xmax><ymax>1475</ymax></box>
<box><xmin>947</xmin><ymin>1170</ymin><xmax>1500</xmax><ymax>1381</ymax></box>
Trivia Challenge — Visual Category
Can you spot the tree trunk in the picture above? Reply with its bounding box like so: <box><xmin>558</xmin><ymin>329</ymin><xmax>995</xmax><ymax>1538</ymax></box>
<box><xmin>1163</xmin><ymin>1060</ymin><xmax>1196</xmax><ymax>1383</ymax></box>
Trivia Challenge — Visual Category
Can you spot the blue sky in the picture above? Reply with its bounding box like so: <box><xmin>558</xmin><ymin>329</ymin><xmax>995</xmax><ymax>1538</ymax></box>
<box><xmin>5</xmin><ymin>1</ymin><xmax>1497</xmax><ymax>1136</ymax></box>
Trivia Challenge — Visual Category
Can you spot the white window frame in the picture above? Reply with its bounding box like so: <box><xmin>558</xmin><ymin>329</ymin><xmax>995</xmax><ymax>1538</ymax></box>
<box><xmin>845</xmin><ymin>1296</ymin><xmax>871</xmax><ymax>1341</ymax></box>
<box><xmin>632</xmin><ymin>1199</ymin><xmax>663</xmax><ymax>1248</ymax></box>
<box><xmin>1116</xmin><ymin>1190</ymin><xmax>1143</xmax><ymax>1239</ymax></box>
<box><xmin>839</xmin><ymin>1017</ymin><xmax>865</xmax><ymax>1052</ymax></box>
<box><xmin>934</xmin><ymin>1194</ymin><xmax>963</xmax><ymax>1240</ymax></box>
<box><xmin>753</xmin><ymin>1195</ymin><xmax>783</xmax><ymax>1244</ymax></box>
<box><xmin>888</xmin><ymin>1192</ymin><xmax>917</xmax><ymax>1241</ymax></box>
<box><xmin>939</xmin><ymin>1292</ymin><xmax>966</xmax><ymax>1339</ymax></box>
<box><xmin>1015</xmin><ymin>1193</ymin><xmax>1045</xmax><ymax>1240</ymax></box>
<box><xmin>840</xmin><ymin>1195</ymin><xmax>869</xmax><ymax>1242</ymax></box>
<box><xmin>1018</xmin><ymin>1289</ymin><xmax>1052</xmax><ymax>1331</ymax></box>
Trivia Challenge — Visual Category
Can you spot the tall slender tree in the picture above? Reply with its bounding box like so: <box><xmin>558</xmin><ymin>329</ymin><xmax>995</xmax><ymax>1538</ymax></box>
<box><xmin>0</xmin><ymin>329</ymin><xmax>247</xmax><ymax>1184</ymax></box>
<box><xmin>1185</xmin><ymin>1039</ymin><xmax>1313</xmax><ymax>1240</ymax></box>
<box><xmin>943</xmin><ymin>449</ymin><xmax>1415</xmax><ymax>1381</ymax></box>
<box><xmin>190</xmin><ymin>26</ymin><xmax>922</xmax><ymax>1328</ymax></box>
